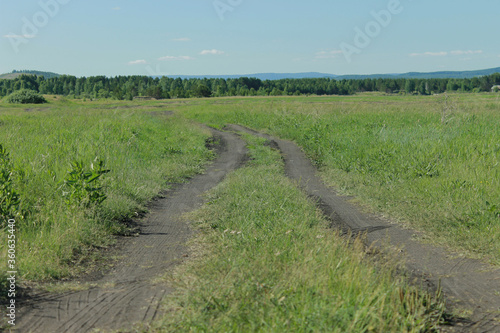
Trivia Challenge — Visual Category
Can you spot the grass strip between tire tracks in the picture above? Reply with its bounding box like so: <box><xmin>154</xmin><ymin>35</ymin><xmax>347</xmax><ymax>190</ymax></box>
<box><xmin>153</xmin><ymin>132</ymin><xmax>445</xmax><ymax>332</ymax></box>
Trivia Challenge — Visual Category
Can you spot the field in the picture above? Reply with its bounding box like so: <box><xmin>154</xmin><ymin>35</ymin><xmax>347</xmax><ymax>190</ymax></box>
<box><xmin>181</xmin><ymin>93</ymin><xmax>500</xmax><ymax>263</ymax></box>
<box><xmin>0</xmin><ymin>98</ymin><xmax>215</xmax><ymax>285</ymax></box>
<box><xmin>1</xmin><ymin>93</ymin><xmax>499</xmax><ymax>331</ymax></box>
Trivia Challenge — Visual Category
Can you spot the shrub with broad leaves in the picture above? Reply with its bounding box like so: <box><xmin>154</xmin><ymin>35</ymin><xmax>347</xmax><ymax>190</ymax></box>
<box><xmin>6</xmin><ymin>89</ymin><xmax>47</xmax><ymax>104</ymax></box>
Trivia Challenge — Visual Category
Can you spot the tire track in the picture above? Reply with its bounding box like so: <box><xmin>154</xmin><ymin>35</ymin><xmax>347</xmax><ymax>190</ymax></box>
<box><xmin>226</xmin><ymin>124</ymin><xmax>500</xmax><ymax>333</ymax></box>
<box><xmin>13</xmin><ymin>128</ymin><xmax>248</xmax><ymax>333</ymax></box>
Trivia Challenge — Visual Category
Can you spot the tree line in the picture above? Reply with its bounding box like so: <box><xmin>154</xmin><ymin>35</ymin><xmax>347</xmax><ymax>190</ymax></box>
<box><xmin>1</xmin><ymin>73</ymin><xmax>499</xmax><ymax>100</ymax></box>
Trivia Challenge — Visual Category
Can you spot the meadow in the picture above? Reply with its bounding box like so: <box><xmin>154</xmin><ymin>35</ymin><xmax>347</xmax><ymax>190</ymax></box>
<box><xmin>1</xmin><ymin>92</ymin><xmax>498</xmax><ymax>331</ymax></box>
<box><xmin>0</xmin><ymin>97</ymin><xmax>215</xmax><ymax>291</ymax></box>
<box><xmin>179</xmin><ymin>93</ymin><xmax>500</xmax><ymax>264</ymax></box>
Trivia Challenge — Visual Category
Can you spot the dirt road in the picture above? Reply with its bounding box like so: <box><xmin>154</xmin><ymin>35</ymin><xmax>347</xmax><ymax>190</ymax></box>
<box><xmin>13</xmin><ymin>129</ymin><xmax>247</xmax><ymax>333</ymax></box>
<box><xmin>226</xmin><ymin>124</ymin><xmax>500</xmax><ymax>333</ymax></box>
<box><xmin>11</xmin><ymin>123</ymin><xmax>500</xmax><ymax>332</ymax></box>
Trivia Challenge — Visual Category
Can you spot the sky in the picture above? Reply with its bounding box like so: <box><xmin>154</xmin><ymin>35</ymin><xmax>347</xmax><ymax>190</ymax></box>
<box><xmin>1</xmin><ymin>0</ymin><xmax>499</xmax><ymax>77</ymax></box>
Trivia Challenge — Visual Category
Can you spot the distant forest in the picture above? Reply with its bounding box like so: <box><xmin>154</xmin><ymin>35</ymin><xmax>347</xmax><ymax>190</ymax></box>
<box><xmin>1</xmin><ymin>73</ymin><xmax>499</xmax><ymax>100</ymax></box>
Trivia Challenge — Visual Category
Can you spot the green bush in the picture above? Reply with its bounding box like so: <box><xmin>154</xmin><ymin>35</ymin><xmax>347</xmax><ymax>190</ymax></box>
<box><xmin>6</xmin><ymin>89</ymin><xmax>47</xmax><ymax>104</ymax></box>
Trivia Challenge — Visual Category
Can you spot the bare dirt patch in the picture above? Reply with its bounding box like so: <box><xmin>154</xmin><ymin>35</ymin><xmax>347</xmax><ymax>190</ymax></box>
<box><xmin>147</xmin><ymin>110</ymin><xmax>174</xmax><ymax>117</ymax></box>
<box><xmin>23</xmin><ymin>107</ymin><xmax>51</xmax><ymax>112</ymax></box>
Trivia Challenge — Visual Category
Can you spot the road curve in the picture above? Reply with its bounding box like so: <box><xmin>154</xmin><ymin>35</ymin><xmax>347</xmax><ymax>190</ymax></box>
<box><xmin>14</xmin><ymin>128</ymin><xmax>248</xmax><ymax>333</ymax></box>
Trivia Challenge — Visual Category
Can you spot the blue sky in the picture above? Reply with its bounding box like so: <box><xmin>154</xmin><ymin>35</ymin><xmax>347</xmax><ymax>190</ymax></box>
<box><xmin>1</xmin><ymin>0</ymin><xmax>499</xmax><ymax>77</ymax></box>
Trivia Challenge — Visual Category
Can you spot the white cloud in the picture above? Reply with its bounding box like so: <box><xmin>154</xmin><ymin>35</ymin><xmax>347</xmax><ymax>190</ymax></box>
<box><xmin>172</xmin><ymin>37</ymin><xmax>190</xmax><ymax>42</ymax></box>
<box><xmin>128</xmin><ymin>59</ymin><xmax>147</xmax><ymax>65</ymax></box>
<box><xmin>410</xmin><ymin>51</ymin><xmax>448</xmax><ymax>57</ymax></box>
<box><xmin>410</xmin><ymin>50</ymin><xmax>483</xmax><ymax>57</ymax></box>
<box><xmin>450</xmin><ymin>50</ymin><xmax>483</xmax><ymax>56</ymax></box>
<box><xmin>112</xmin><ymin>7</ymin><xmax>121</xmax><ymax>10</ymax></box>
<box><xmin>200</xmin><ymin>49</ymin><xmax>225</xmax><ymax>55</ymax></box>
<box><xmin>315</xmin><ymin>50</ymin><xmax>343</xmax><ymax>59</ymax></box>
<box><xmin>158</xmin><ymin>55</ymin><xmax>195</xmax><ymax>61</ymax></box>
<box><xmin>3</xmin><ymin>34</ymin><xmax>36</xmax><ymax>39</ymax></box>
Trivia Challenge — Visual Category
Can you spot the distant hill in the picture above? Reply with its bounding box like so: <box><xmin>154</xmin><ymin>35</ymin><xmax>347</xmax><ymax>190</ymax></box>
<box><xmin>2</xmin><ymin>67</ymin><xmax>499</xmax><ymax>81</ymax></box>
<box><xmin>161</xmin><ymin>67</ymin><xmax>500</xmax><ymax>81</ymax></box>
<box><xmin>0</xmin><ymin>70</ymin><xmax>60</xmax><ymax>80</ymax></box>
<box><xmin>335</xmin><ymin>67</ymin><xmax>500</xmax><ymax>80</ymax></box>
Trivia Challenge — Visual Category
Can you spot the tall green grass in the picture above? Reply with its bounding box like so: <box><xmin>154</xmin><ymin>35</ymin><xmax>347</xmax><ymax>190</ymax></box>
<box><xmin>155</xmin><ymin>133</ymin><xmax>444</xmax><ymax>332</ymax></box>
<box><xmin>179</xmin><ymin>94</ymin><xmax>500</xmax><ymax>264</ymax></box>
<box><xmin>0</xmin><ymin>99</ymin><xmax>214</xmax><ymax>287</ymax></box>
